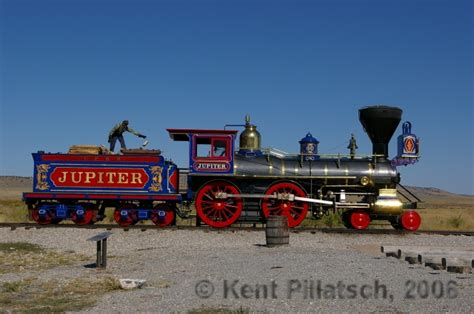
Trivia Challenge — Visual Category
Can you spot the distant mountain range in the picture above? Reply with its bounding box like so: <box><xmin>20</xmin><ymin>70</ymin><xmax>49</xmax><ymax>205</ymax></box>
<box><xmin>402</xmin><ymin>186</ymin><xmax>473</xmax><ymax>198</ymax></box>
<box><xmin>0</xmin><ymin>176</ymin><xmax>33</xmax><ymax>189</ymax></box>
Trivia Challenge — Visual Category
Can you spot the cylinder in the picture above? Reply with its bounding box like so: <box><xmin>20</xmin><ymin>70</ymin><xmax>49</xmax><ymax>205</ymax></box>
<box><xmin>266</xmin><ymin>216</ymin><xmax>289</xmax><ymax>247</ymax></box>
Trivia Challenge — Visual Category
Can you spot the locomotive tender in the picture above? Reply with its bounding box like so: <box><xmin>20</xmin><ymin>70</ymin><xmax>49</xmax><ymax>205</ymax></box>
<box><xmin>23</xmin><ymin>105</ymin><xmax>421</xmax><ymax>230</ymax></box>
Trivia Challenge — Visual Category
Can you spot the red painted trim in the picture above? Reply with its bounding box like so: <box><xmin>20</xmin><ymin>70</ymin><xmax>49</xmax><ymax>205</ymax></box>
<box><xmin>116</xmin><ymin>195</ymin><xmax>180</xmax><ymax>200</ymax></box>
<box><xmin>167</xmin><ymin>129</ymin><xmax>238</xmax><ymax>141</ymax></box>
<box><xmin>167</xmin><ymin>129</ymin><xmax>238</xmax><ymax>135</ymax></box>
<box><xmin>23</xmin><ymin>193</ymin><xmax>53</xmax><ymax>198</ymax></box>
<box><xmin>23</xmin><ymin>192</ymin><xmax>181</xmax><ymax>201</ymax></box>
<box><xmin>40</xmin><ymin>154</ymin><xmax>161</xmax><ymax>163</ymax></box>
<box><xmin>88</xmin><ymin>194</ymin><xmax>118</xmax><ymax>199</ymax></box>
<box><xmin>118</xmin><ymin>195</ymin><xmax>146</xmax><ymax>200</ymax></box>
<box><xmin>192</xmin><ymin>135</ymin><xmax>233</xmax><ymax>162</ymax></box>
<box><xmin>54</xmin><ymin>194</ymin><xmax>86</xmax><ymax>198</ymax></box>
<box><xmin>169</xmin><ymin>169</ymin><xmax>178</xmax><ymax>191</ymax></box>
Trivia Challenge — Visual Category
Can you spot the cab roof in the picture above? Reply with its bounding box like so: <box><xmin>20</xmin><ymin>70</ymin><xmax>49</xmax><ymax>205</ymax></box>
<box><xmin>167</xmin><ymin>129</ymin><xmax>239</xmax><ymax>142</ymax></box>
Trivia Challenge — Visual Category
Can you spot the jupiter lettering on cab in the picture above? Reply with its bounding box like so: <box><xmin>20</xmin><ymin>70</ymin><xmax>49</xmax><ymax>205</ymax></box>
<box><xmin>194</xmin><ymin>162</ymin><xmax>230</xmax><ymax>171</ymax></box>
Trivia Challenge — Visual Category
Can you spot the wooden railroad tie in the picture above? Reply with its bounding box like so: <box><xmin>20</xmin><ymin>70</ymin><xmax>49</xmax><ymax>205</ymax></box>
<box><xmin>381</xmin><ymin>245</ymin><xmax>474</xmax><ymax>273</ymax></box>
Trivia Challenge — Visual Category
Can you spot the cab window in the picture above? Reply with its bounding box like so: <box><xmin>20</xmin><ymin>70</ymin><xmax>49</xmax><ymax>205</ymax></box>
<box><xmin>213</xmin><ymin>139</ymin><xmax>227</xmax><ymax>157</ymax></box>
<box><xmin>194</xmin><ymin>137</ymin><xmax>230</xmax><ymax>159</ymax></box>
<box><xmin>196</xmin><ymin>141</ymin><xmax>212</xmax><ymax>157</ymax></box>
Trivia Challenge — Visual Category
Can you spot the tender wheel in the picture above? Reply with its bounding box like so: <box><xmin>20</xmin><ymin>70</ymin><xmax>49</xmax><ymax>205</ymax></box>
<box><xmin>261</xmin><ymin>182</ymin><xmax>309</xmax><ymax>228</ymax></box>
<box><xmin>349</xmin><ymin>211</ymin><xmax>371</xmax><ymax>230</ymax></box>
<box><xmin>31</xmin><ymin>204</ymin><xmax>54</xmax><ymax>225</ymax></box>
<box><xmin>71</xmin><ymin>204</ymin><xmax>95</xmax><ymax>225</ymax></box>
<box><xmin>151</xmin><ymin>204</ymin><xmax>175</xmax><ymax>227</ymax></box>
<box><xmin>195</xmin><ymin>180</ymin><xmax>243</xmax><ymax>228</ymax></box>
<box><xmin>400</xmin><ymin>211</ymin><xmax>421</xmax><ymax>231</ymax></box>
<box><xmin>114</xmin><ymin>204</ymin><xmax>138</xmax><ymax>227</ymax></box>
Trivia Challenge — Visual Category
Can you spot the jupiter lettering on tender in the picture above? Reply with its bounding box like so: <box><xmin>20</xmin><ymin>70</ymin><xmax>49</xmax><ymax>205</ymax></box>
<box><xmin>55</xmin><ymin>170</ymin><xmax>144</xmax><ymax>185</ymax></box>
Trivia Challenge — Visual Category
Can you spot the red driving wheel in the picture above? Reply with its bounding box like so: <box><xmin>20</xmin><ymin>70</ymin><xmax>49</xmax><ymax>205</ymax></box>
<box><xmin>400</xmin><ymin>211</ymin><xmax>421</xmax><ymax>231</ymax></box>
<box><xmin>195</xmin><ymin>181</ymin><xmax>243</xmax><ymax>228</ymax></box>
<box><xmin>261</xmin><ymin>182</ymin><xmax>309</xmax><ymax>228</ymax></box>
<box><xmin>349</xmin><ymin>211</ymin><xmax>371</xmax><ymax>230</ymax></box>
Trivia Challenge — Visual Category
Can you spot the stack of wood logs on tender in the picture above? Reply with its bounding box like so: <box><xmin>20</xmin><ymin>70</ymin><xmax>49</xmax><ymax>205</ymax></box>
<box><xmin>67</xmin><ymin>145</ymin><xmax>161</xmax><ymax>155</ymax></box>
<box><xmin>68</xmin><ymin>145</ymin><xmax>108</xmax><ymax>154</ymax></box>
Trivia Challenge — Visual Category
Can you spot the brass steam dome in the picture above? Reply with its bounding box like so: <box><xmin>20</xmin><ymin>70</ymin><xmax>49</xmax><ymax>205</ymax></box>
<box><xmin>239</xmin><ymin>114</ymin><xmax>261</xmax><ymax>152</ymax></box>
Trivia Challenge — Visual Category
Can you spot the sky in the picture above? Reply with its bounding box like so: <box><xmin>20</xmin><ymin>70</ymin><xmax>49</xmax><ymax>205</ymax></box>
<box><xmin>0</xmin><ymin>0</ymin><xmax>472</xmax><ymax>195</ymax></box>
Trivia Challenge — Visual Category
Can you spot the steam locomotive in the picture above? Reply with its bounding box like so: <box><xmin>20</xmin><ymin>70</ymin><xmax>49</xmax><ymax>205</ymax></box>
<box><xmin>23</xmin><ymin>105</ymin><xmax>421</xmax><ymax>230</ymax></box>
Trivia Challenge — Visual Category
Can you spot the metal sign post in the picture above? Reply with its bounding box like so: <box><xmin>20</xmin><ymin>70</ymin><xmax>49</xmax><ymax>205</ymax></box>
<box><xmin>87</xmin><ymin>232</ymin><xmax>113</xmax><ymax>269</ymax></box>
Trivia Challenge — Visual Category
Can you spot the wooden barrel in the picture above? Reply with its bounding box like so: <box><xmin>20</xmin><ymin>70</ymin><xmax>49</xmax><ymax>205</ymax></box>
<box><xmin>266</xmin><ymin>216</ymin><xmax>289</xmax><ymax>247</ymax></box>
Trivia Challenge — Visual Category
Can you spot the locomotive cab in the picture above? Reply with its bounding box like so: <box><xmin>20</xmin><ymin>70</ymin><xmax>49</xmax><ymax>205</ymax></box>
<box><xmin>167</xmin><ymin>129</ymin><xmax>238</xmax><ymax>175</ymax></box>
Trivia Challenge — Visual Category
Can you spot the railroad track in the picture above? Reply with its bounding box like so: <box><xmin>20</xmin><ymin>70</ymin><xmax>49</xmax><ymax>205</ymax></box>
<box><xmin>0</xmin><ymin>222</ymin><xmax>472</xmax><ymax>236</ymax></box>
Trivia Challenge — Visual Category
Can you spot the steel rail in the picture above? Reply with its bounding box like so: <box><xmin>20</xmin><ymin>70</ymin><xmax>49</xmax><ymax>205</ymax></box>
<box><xmin>0</xmin><ymin>222</ymin><xmax>472</xmax><ymax>236</ymax></box>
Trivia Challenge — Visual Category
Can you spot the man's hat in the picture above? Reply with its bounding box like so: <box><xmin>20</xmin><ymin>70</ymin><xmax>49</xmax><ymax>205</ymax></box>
<box><xmin>122</xmin><ymin>120</ymin><xmax>129</xmax><ymax>125</ymax></box>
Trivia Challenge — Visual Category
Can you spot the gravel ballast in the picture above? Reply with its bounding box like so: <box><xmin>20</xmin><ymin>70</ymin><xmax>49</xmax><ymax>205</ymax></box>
<box><xmin>0</xmin><ymin>228</ymin><xmax>472</xmax><ymax>312</ymax></box>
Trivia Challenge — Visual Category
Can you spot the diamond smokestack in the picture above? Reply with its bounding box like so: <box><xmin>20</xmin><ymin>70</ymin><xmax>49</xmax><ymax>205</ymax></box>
<box><xmin>359</xmin><ymin>106</ymin><xmax>402</xmax><ymax>159</ymax></box>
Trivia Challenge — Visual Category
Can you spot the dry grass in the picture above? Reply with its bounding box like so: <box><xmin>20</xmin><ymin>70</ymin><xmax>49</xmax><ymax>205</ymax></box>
<box><xmin>0</xmin><ymin>240</ymin><xmax>119</xmax><ymax>312</ymax></box>
<box><xmin>0</xmin><ymin>240</ymin><xmax>122</xmax><ymax>312</ymax></box>
<box><xmin>413</xmin><ymin>192</ymin><xmax>473</xmax><ymax>231</ymax></box>
<box><xmin>0</xmin><ymin>199</ymin><xmax>29</xmax><ymax>222</ymax></box>
<box><xmin>417</xmin><ymin>207</ymin><xmax>474</xmax><ymax>231</ymax></box>
<box><xmin>300</xmin><ymin>212</ymin><xmax>344</xmax><ymax>228</ymax></box>
<box><xmin>0</xmin><ymin>242</ymin><xmax>89</xmax><ymax>274</ymax></box>
<box><xmin>0</xmin><ymin>242</ymin><xmax>43</xmax><ymax>253</ymax></box>
<box><xmin>0</xmin><ymin>276</ymin><xmax>121</xmax><ymax>313</ymax></box>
